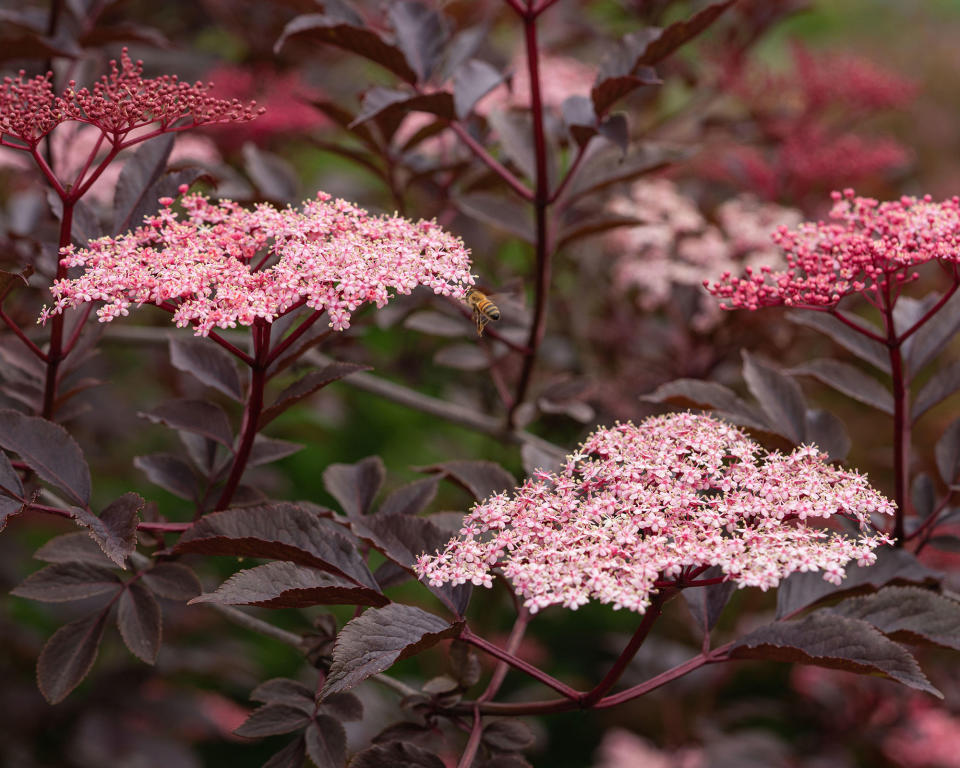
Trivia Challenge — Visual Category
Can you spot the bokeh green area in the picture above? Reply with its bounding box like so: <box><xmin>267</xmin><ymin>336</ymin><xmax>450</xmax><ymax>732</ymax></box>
<box><xmin>4</xmin><ymin>1</ymin><xmax>960</xmax><ymax>767</ymax></box>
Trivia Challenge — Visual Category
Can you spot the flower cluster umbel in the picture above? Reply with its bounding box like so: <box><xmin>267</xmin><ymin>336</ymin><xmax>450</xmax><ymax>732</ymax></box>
<box><xmin>417</xmin><ymin>412</ymin><xmax>893</xmax><ymax>615</ymax></box>
<box><xmin>706</xmin><ymin>190</ymin><xmax>960</xmax><ymax>310</ymax></box>
<box><xmin>44</xmin><ymin>189</ymin><xmax>474</xmax><ymax>335</ymax></box>
<box><xmin>0</xmin><ymin>48</ymin><xmax>260</xmax><ymax>149</ymax></box>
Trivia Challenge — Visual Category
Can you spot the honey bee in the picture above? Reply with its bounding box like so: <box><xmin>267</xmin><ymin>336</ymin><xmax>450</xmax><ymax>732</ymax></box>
<box><xmin>465</xmin><ymin>288</ymin><xmax>501</xmax><ymax>335</ymax></box>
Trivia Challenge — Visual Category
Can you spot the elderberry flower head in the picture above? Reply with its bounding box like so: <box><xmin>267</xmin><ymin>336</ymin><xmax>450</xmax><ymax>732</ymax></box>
<box><xmin>416</xmin><ymin>412</ymin><xmax>893</xmax><ymax>615</ymax></box>
<box><xmin>43</xmin><ymin>189</ymin><xmax>474</xmax><ymax>335</ymax></box>
<box><xmin>0</xmin><ymin>48</ymin><xmax>260</xmax><ymax>148</ymax></box>
<box><xmin>706</xmin><ymin>190</ymin><xmax>960</xmax><ymax>310</ymax></box>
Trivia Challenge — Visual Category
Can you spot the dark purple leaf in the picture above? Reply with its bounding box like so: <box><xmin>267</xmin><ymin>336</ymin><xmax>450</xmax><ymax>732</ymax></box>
<box><xmin>438</xmin><ymin>24</ymin><xmax>487</xmax><ymax>81</ymax></box>
<box><xmin>566</xmin><ymin>143</ymin><xmax>688</xmax><ymax>203</ymax></box>
<box><xmin>34</xmin><ymin>532</ymin><xmax>114</xmax><ymax>566</ymax></box>
<box><xmin>742</xmin><ymin>351</ymin><xmax>806</xmax><ymax>443</ymax></box>
<box><xmin>591</xmin><ymin>0</ymin><xmax>732</xmax><ymax>113</ymax></box>
<box><xmin>320</xmin><ymin>692</ymin><xmax>363</xmax><ymax>722</ymax></box>
<box><xmin>11</xmin><ymin>563</ymin><xmax>121</xmax><ymax>603</ymax></box>
<box><xmin>112</xmin><ymin>134</ymin><xmax>175</xmax><ymax>233</ymax></box>
<box><xmin>789</xmin><ymin>359</ymin><xmax>893</xmax><ymax>414</ymax></box>
<box><xmin>776</xmin><ymin>547</ymin><xmax>941</xmax><ymax>619</ymax></box>
<box><xmin>682</xmin><ymin>567</ymin><xmax>735</xmax><ymax>633</ymax></box>
<box><xmin>235</xmin><ymin>704</ymin><xmax>312</xmax><ymax>738</ymax></box>
<box><xmin>248</xmin><ymin>436</ymin><xmax>305</xmax><ymax>467</ymax></box>
<box><xmin>936</xmin><ymin>419</ymin><xmax>960</xmax><ymax>485</ymax></box>
<box><xmin>180</xmin><ymin>431</ymin><xmax>220</xmax><ymax>475</ymax></box>
<box><xmin>453</xmin><ymin>59</ymin><xmax>505</xmax><ymax>119</ymax></box>
<box><xmin>803</xmin><ymin>409</ymin><xmax>850</xmax><ymax>461</ymax></box>
<box><xmin>305</xmin><ymin>716</ymin><xmax>347</xmax><ymax>768</ymax></box>
<box><xmin>914</xmin><ymin>360</ymin><xmax>960</xmax><ymax>421</ymax></box>
<box><xmin>828</xmin><ymin>586</ymin><xmax>960</xmax><ymax>651</ymax></box>
<box><xmin>169</xmin><ymin>337</ymin><xmax>244</xmax><ymax>401</ymax></box>
<box><xmin>175</xmin><ymin>503</ymin><xmax>380</xmax><ymax>591</ymax></box>
<box><xmin>275</xmin><ymin>13</ymin><xmax>417</xmax><ymax>84</ymax></box>
<box><xmin>487</xmin><ymin>110</ymin><xmax>535</xmax><ymax>181</ymax></box>
<box><xmin>787</xmin><ymin>311</ymin><xmax>889</xmax><ymax>372</ymax></box>
<box><xmin>322</xmin><ymin>604</ymin><xmax>460</xmax><ymax>698</ymax></box>
<box><xmin>350</xmin><ymin>741</ymin><xmax>445</xmax><ymax>768</ymax></box>
<box><xmin>906</xmin><ymin>290</ymin><xmax>960</xmax><ymax>375</ymax></box>
<box><xmin>520</xmin><ymin>441</ymin><xmax>566</xmax><ymax>477</ymax></box>
<box><xmin>562</xmin><ymin>95</ymin><xmax>598</xmax><ymax>148</ymax></box>
<box><xmin>242</xmin><ymin>144</ymin><xmax>299</xmax><ymax>202</ymax></box>
<box><xmin>251</xmin><ymin>677</ymin><xmax>316</xmax><ymax>712</ymax></box>
<box><xmin>141</xmin><ymin>399</ymin><xmax>234</xmax><ymax>448</ymax></box>
<box><xmin>731</xmin><ymin>612</ymin><xmax>940</xmax><ymax>696</ymax></box>
<box><xmin>416</xmin><ymin>460</ymin><xmax>514</xmax><ymax>502</ymax></box>
<box><xmin>190</xmin><ymin>561</ymin><xmax>388</xmax><ymax>608</ymax></box>
<box><xmin>642</xmin><ymin>379</ymin><xmax>767</xmax><ymax>431</ymax></box>
<box><xmin>70</xmin><ymin>493</ymin><xmax>143</xmax><ymax>568</ymax></box>
<box><xmin>323</xmin><ymin>456</ymin><xmax>386</xmax><ymax>517</ymax></box>
<box><xmin>47</xmin><ymin>192</ymin><xmax>102</xmax><ymax>246</ymax></box>
<box><xmin>482</xmin><ymin>720</ymin><xmax>535</xmax><ymax>751</ymax></box>
<box><xmin>372</xmin><ymin>722</ymin><xmax>435</xmax><ymax>746</ymax></box>
<box><xmin>0</xmin><ymin>409</ymin><xmax>90</xmax><ymax>505</ymax></box>
<box><xmin>260</xmin><ymin>363</ymin><xmax>370</xmax><ymax>427</ymax></box>
<box><xmin>912</xmin><ymin>474</ymin><xmax>935</xmax><ymax>519</ymax></box>
<box><xmin>378</xmin><ymin>476</ymin><xmax>439</xmax><ymax>517</ymax></box>
<box><xmin>134</xmin><ymin>453</ymin><xmax>199</xmax><ymax>500</ymax></box>
<box><xmin>0</xmin><ymin>448</ymin><xmax>24</xmax><ymax>530</ymax></box>
<box><xmin>389</xmin><ymin>1</ymin><xmax>447</xmax><ymax>83</ymax></box>
<box><xmin>37</xmin><ymin>610</ymin><xmax>108</xmax><ymax>703</ymax></box>
<box><xmin>264</xmin><ymin>736</ymin><xmax>307</xmax><ymax>768</ymax></box>
<box><xmin>142</xmin><ymin>562</ymin><xmax>201</xmax><ymax>601</ymax></box>
<box><xmin>455</xmin><ymin>193</ymin><xmax>535</xmax><ymax>242</ymax></box>
<box><xmin>79</xmin><ymin>21</ymin><xmax>171</xmax><ymax>49</ymax></box>
<box><xmin>117</xmin><ymin>581</ymin><xmax>161</xmax><ymax>664</ymax></box>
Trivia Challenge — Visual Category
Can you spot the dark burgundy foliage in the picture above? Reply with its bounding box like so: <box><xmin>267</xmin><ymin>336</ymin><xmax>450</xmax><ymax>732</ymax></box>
<box><xmin>2</xmin><ymin>0</ymin><xmax>960</xmax><ymax>766</ymax></box>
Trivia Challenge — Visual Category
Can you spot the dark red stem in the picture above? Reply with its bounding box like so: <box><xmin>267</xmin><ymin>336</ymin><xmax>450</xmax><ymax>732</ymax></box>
<box><xmin>41</xmin><ymin>200</ymin><xmax>74</xmax><ymax>418</ymax></box>
<box><xmin>881</xmin><ymin>284</ymin><xmax>909</xmax><ymax>543</ymax></box>
<box><xmin>507</xmin><ymin>6</ymin><xmax>552</xmax><ymax>427</ymax></box>
<box><xmin>214</xmin><ymin>320</ymin><xmax>270</xmax><ymax>511</ymax></box>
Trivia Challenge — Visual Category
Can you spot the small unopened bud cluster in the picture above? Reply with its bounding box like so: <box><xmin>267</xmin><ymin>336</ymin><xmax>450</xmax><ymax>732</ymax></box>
<box><xmin>0</xmin><ymin>49</ymin><xmax>260</xmax><ymax>148</ymax></box>
<box><xmin>417</xmin><ymin>412</ymin><xmax>893</xmax><ymax>615</ymax></box>
<box><xmin>706</xmin><ymin>190</ymin><xmax>960</xmax><ymax>310</ymax></box>
<box><xmin>44</xmin><ymin>188</ymin><xmax>474</xmax><ymax>335</ymax></box>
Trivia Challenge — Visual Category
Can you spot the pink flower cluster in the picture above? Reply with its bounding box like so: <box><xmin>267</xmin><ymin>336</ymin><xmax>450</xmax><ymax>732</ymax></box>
<box><xmin>707</xmin><ymin>190</ymin><xmax>960</xmax><ymax>310</ymax></box>
<box><xmin>593</xmin><ymin>729</ymin><xmax>703</xmax><ymax>768</ymax></box>
<box><xmin>608</xmin><ymin>180</ymin><xmax>801</xmax><ymax>331</ymax></box>
<box><xmin>417</xmin><ymin>412</ymin><xmax>893</xmax><ymax>615</ymax></box>
<box><xmin>44</xmin><ymin>190</ymin><xmax>474</xmax><ymax>335</ymax></box>
<box><xmin>0</xmin><ymin>49</ymin><xmax>260</xmax><ymax>149</ymax></box>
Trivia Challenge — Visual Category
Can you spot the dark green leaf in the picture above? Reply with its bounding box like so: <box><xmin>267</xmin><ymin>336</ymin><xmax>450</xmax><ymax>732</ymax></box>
<box><xmin>322</xmin><ymin>604</ymin><xmax>460</xmax><ymax>698</ymax></box>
